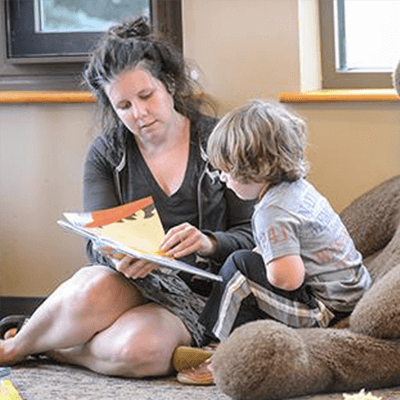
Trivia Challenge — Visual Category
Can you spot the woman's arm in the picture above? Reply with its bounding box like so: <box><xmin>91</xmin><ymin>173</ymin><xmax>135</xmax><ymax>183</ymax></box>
<box><xmin>82</xmin><ymin>138</ymin><xmax>121</xmax><ymax>265</ymax></box>
<box><xmin>160</xmin><ymin>190</ymin><xmax>253</xmax><ymax>261</ymax></box>
<box><xmin>83</xmin><ymin>138</ymin><xmax>120</xmax><ymax>212</ymax></box>
<box><xmin>210</xmin><ymin>189</ymin><xmax>255</xmax><ymax>263</ymax></box>
<box><xmin>196</xmin><ymin>115</ymin><xmax>255</xmax><ymax>262</ymax></box>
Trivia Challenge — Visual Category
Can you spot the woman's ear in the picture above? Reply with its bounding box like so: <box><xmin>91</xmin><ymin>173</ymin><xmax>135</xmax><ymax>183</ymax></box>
<box><xmin>393</xmin><ymin>59</ymin><xmax>400</xmax><ymax>97</ymax></box>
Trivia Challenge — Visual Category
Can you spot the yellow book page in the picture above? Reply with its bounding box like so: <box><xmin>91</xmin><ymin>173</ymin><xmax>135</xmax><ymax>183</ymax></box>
<box><xmin>90</xmin><ymin>207</ymin><xmax>165</xmax><ymax>254</ymax></box>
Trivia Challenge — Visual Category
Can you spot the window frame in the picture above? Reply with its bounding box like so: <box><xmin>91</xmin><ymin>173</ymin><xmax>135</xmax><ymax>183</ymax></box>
<box><xmin>0</xmin><ymin>0</ymin><xmax>182</xmax><ymax>91</ymax></box>
<box><xmin>319</xmin><ymin>0</ymin><xmax>393</xmax><ymax>89</ymax></box>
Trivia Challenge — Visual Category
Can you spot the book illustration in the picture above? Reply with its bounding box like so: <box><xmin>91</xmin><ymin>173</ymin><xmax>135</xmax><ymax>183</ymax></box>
<box><xmin>58</xmin><ymin>197</ymin><xmax>222</xmax><ymax>282</ymax></box>
<box><xmin>64</xmin><ymin>197</ymin><xmax>165</xmax><ymax>256</ymax></box>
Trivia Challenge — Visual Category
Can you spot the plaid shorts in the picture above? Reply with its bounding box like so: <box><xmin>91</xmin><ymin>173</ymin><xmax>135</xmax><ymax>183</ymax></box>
<box><xmin>199</xmin><ymin>250</ymin><xmax>339</xmax><ymax>342</ymax></box>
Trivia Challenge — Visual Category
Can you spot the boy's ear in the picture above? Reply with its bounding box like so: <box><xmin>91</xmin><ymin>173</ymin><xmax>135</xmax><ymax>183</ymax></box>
<box><xmin>393</xmin><ymin>59</ymin><xmax>400</xmax><ymax>97</ymax></box>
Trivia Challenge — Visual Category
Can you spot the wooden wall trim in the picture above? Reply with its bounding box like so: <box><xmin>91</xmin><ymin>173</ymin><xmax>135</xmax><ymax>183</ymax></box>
<box><xmin>279</xmin><ymin>89</ymin><xmax>399</xmax><ymax>103</ymax></box>
<box><xmin>0</xmin><ymin>91</ymin><xmax>96</xmax><ymax>104</ymax></box>
<box><xmin>1</xmin><ymin>89</ymin><xmax>398</xmax><ymax>104</ymax></box>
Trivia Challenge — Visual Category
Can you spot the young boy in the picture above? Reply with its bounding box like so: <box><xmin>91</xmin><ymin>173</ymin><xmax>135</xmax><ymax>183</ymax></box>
<box><xmin>176</xmin><ymin>99</ymin><xmax>371</xmax><ymax>385</ymax></box>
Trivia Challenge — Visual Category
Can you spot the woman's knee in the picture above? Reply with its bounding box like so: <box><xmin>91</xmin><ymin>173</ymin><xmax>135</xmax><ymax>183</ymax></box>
<box><xmin>112</xmin><ymin>331</ymin><xmax>173</xmax><ymax>377</ymax></box>
<box><xmin>59</xmin><ymin>266</ymin><xmax>142</xmax><ymax>317</ymax></box>
<box><xmin>103</xmin><ymin>305</ymin><xmax>189</xmax><ymax>377</ymax></box>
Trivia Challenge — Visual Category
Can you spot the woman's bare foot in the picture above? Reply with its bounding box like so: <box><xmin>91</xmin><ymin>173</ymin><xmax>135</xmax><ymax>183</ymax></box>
<box><xmin>3</xmin><ymin>328</ymin><xmax>17</xmax><ymax>340</ymax></box>
<box><xmin>0</xmin><ymin>338</ymin><xmax>25</xmax><ymax>366</ymax></box>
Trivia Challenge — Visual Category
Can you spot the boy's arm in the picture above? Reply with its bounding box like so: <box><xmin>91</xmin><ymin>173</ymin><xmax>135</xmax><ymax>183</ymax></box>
<box><xmin>266</xmin><ymin>254</ymin><xmax>305</xmax><ymax>291</ymax></box>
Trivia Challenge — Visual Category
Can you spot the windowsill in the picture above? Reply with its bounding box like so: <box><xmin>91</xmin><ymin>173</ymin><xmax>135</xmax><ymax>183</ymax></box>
<box><xmin>0</xmin><ymin>91</ymin><xmax>97</xmax><ymax>103</ymax></box>
<box><xmin>0</xmin><ymin>89</ymin><xmax>398</xmax><ymax>104</ymax></box>
<box><xmin>279</xmin><ymin>89</ymin><xmax>399</xmax><ymax>103</ymax></box>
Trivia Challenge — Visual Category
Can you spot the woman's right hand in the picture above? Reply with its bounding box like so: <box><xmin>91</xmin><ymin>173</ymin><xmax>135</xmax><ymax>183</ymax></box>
<box><xmin>160</xmin><ymin>222</ymin><xmax>217</xmax><ymax>259</ymax></box>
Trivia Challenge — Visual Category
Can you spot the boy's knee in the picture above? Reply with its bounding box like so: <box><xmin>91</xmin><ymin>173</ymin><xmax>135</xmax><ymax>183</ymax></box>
<box><xmin>222</xmin><ymin>250</ymin><xmax>264</xmax><ymax>278</ymax></box>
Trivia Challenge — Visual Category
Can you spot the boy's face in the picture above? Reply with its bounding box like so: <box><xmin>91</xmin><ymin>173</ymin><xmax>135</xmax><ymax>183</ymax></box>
<box><xmin>220</xmin><ymin>171</ymin><xmax>266</xmax><ymax>200</ymax></box>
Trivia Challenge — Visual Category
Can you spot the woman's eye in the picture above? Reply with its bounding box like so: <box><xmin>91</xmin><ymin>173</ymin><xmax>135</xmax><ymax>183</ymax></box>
<box><xmin>118</xmin><ymin>102</ymin><xmax>131</xmax><ymax>110</ymax></box>
<box><xmin>140</xmin><ymin>92</ymin><xmax>152</xmax><ymax>100</ymax></box>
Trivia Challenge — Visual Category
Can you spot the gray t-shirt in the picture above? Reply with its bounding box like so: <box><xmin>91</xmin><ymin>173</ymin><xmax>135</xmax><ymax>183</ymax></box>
<box><xmin>252</xmin><ymin>179</ymin><xmax>371</xmax><ymax>312</ymax></box>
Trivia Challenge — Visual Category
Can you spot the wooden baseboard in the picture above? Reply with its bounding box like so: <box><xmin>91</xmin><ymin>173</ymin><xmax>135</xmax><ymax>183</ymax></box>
<box><xmin>0</xmin><ymin>296</ymin><xmax>46</xmax><ymax>319</ymax></box>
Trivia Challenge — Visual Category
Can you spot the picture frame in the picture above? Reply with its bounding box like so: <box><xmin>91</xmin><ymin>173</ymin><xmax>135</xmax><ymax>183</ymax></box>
<box><xmin>1</xmin><ymin>0</ymin><xmax>182</xmax><ymax>90</ymax></box>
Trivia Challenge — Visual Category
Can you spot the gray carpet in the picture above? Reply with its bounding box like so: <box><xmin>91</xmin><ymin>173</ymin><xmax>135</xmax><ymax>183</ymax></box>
<box><xmin>5</xmin><ymin>358</ymin><xmax>230</xmax><ymax>400</ymax></box>
<box><xmin>4</xmin><ymin>358</ymin><xmax>400</xmax><ymax>400</ymax></box>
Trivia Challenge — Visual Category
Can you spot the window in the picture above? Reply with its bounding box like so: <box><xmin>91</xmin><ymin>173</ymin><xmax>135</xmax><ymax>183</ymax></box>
<box><xmin>319</xmin><ymin>0</ymin><xmax>399</xmax><ymax>89</ymax></box>
<box><xmin>0</xmin><ymin>0</ymin><xmax>182</xmax><ymax>91</ymax></box>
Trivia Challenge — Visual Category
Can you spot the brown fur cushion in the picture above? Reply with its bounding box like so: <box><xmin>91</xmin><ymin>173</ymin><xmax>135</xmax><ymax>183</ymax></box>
<box><xmin>214</xmin><ymin>173</ymin><xmax>400</xmax><ymax>400</ymax></box>
<box><xmin>213</xmin><ymin>320</ymin><xmax>400</xmax><ymax>400</ymax></box>
<box><xmin>350</xmin><ymin>265</ymin><xmax>400</xmax><ymax>339</ymax></box>
<box><xmin>340</xmin><ymin>175</ymin><xmax>400</xmax><ymax>282</ymax></box>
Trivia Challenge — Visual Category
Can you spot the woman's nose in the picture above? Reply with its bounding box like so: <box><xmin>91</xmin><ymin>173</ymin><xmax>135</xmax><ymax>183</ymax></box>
<box><xmin>131</xmin><ymin>102</ymin><xmax>147</xmax><ymax>119</ymax></box>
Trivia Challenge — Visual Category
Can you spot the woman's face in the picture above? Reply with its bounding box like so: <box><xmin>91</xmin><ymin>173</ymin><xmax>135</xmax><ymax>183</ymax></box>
<box><xmin>219</xmin><ymin>171</ymin><xmax>266</xmax><ymax>200</ymax></box>
<box><xmin>105</xmin><ymin>67</ymin><xmax>177</xmax><ymax>144</ymax></box>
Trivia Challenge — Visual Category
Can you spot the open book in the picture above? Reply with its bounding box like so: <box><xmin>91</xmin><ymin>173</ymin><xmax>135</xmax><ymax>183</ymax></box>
<box><xmin>58</xmin><ymin>197</ymin><xmax>221</xmax><ymax>282</ymax></box>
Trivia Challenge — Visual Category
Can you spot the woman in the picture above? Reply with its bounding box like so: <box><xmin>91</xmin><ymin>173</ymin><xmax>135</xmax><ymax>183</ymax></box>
<box><xmin>0</xmin><ymin>17</ymin><xmax>254</xmax><ymax>377</ymax></box>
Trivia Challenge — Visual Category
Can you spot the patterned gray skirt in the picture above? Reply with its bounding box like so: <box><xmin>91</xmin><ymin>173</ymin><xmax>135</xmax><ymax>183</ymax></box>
<box><xmin>129</xmin><ymin>268</ymin><xmax>207</xmax><ymax>347</ymax></box>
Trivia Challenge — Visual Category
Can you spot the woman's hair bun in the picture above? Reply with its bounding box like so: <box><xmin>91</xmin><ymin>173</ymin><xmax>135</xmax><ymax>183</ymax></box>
<box><xmin>109</xmin><ymin>16</ymin><xmax>151</xmax><ymax>40</ymax></box>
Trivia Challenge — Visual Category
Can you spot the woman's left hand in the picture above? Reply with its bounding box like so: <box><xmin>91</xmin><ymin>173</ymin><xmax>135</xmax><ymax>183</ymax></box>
<box><xmin>113</xmin><ymin>256</ymin><xmax>159</xmax><ymax>280</ymax></box>
<box><xmin>160</xmin><ymin>222</ymin><xmax>217</xmax><ymax>259</ymax></box>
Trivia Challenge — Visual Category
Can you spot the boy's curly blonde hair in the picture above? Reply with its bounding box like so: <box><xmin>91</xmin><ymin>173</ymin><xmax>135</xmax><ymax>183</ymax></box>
<box><xmin>207</xmin><ymin>99</ymin><xmax>309</xmax><ymax>186</ymax></box>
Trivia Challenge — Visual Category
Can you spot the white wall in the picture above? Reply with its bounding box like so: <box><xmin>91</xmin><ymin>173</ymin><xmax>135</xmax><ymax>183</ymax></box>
<box><xmin>0</xmin><ymin>104</ymin><xmax>95</xmax><ymax>296</ymax></box>
<box><xmin>183</xmin><ymin>0</ymin><xmax>301</xmax><ymax>111</ymax></box>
